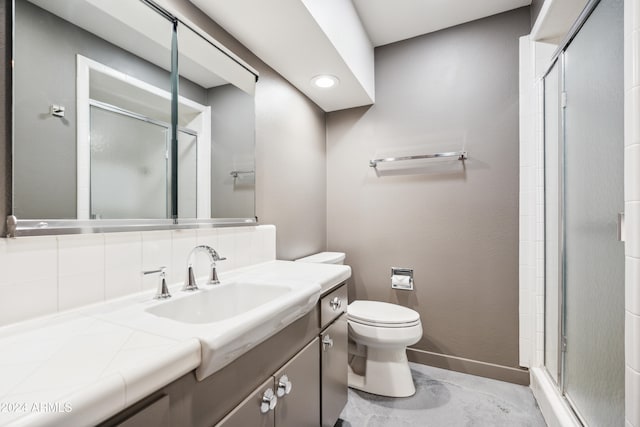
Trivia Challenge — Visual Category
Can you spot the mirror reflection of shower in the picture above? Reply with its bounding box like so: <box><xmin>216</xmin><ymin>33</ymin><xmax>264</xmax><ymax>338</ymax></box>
<box><xmin>79</xmin><ymin>56</ymin><xmax>208</xmax><ymax>220</ymax></box>
<box><xmin>13</xmin><ymin>0</ymin><xmax>257</xmax><ymax>222</ymax></box>
<box><xmin>89</xmin><ymin>103</ymin><xmax>198</xmax><ymax>219</ymax></box>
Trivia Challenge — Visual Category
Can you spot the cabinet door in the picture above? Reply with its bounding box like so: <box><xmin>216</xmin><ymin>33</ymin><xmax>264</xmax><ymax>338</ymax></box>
<box><xmin>321</xmin><ymin>314</ymin><xmax>348</xmax><ymax>427</ymax></box>
<box><xmin>274</xmin><ymin>337</ymin><xmax>320</xmax><ymax>427</ymax></box>
<box><xmin>215</xmin><ymin>377</ymin><xmax>276</xmax><ymax>427</ymax></box>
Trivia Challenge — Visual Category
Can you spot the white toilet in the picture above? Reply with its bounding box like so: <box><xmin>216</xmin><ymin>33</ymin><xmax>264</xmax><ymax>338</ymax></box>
<box><xmin>295</xmin><ymin>252</ymin><xmax>423</xmax><ymax>398</ymax></box>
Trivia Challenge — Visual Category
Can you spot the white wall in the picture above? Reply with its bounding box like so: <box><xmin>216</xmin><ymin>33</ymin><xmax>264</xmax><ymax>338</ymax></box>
<box><xmin>0</xmin><ymin>225</ymin><xmax>276</xmax><ymax>327</ymax></box>
<box><xmin>301</xmin><ymin>0</ymin><xmax>375</xmax><ymax>100</ymax></box>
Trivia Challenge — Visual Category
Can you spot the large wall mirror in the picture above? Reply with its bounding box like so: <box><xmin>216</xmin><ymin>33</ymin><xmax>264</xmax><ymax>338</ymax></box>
<box><xmin>11</xmin><ymin>0</ymin><xmax>257</xmax><ymax>234</ymax></box>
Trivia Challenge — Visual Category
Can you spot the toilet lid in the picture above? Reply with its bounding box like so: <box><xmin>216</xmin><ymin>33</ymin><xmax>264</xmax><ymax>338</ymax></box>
<box><xmin>348</xmin><ymin>300</ymin><xmax>420</xmax><ymax>326</ymax></box>
<box><xmin>295</xmin><ymin>252</ymin><xmax>345</xmax><ymax>264</ymax></box>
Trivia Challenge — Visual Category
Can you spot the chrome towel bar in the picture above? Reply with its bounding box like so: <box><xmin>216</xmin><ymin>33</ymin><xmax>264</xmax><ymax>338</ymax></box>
<box><xmin>230</xmin><ymin>170</ymin><xmax>255</xmax><ymax>178</ymax></box>
<box><xmin>369</xmin><ymin>151</ymin><xmax>467</xmax><ymax>168</ymax></box>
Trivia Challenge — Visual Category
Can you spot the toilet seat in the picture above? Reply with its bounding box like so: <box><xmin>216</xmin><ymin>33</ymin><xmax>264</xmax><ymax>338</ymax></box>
<box><xmin>348</xmin><ymin>317</ymin><xmax>421</xmax><ymax>328</ymax></box>
<box><xmin>348</xmin><ymin>300</ymin><xmax>420</xmax><ymax>328</ymax></box>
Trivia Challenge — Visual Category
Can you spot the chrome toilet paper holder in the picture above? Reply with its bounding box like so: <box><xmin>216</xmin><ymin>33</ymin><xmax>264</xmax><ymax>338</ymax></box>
<box><xmin>391</xmin><ymin>267</ymin><xmax>414</xmax><ymax>290</ymax></box>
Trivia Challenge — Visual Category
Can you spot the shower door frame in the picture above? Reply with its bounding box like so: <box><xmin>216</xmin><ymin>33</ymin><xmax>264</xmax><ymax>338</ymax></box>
<box><xmin>542</xmin><ymin>54</ymin><xmax>565</xmax><ymax>391</ymax></box>
<box><xmin>544</xmin><ymin>50</ymin><xmax>577</xmax><ymax>420</ymax></box>
<box><xmin>542</xmin><ymin>0</ymin><xmax>625</xmax><ymax>424</ymax></box>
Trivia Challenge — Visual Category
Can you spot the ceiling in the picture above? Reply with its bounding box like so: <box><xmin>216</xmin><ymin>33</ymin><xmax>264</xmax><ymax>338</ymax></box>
<box><xmin>530</xmin><ymin>0</ymin><xmax>587</xmax><ymax>44</ymax></box>
<box><xmin>353</xmin><ymin>0</ymin><xmax>532</xmax><ymax>47</ymax></box>
<box><xmin>30</xmin><ymin>0</ymin><xmax>253</xmax><ymax>92</ymax></box>
<box><xmin>188</xmin><ymin>0</ymin><xmax>532</xmax><ymax>112</ymax></box>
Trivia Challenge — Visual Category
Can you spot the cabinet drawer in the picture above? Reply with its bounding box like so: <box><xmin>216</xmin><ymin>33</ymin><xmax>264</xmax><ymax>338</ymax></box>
<box><xmin>320</xmin><ymin>284</ymin><xmax>347</xmax><ymax>329</ymax></box>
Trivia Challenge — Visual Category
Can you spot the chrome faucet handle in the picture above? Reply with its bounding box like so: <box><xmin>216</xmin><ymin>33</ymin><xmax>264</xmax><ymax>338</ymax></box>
<box><xmin>208</xmin><ymin>254</ymin><xmax>227</xmax><ymax>285</ymax></box>
<box><xmin>209</xmin><ymin>262</ymin><xmax>221</xmax><ymax>285</ymax></box>
<box><xmin>183</xmin><ymin>264</ymin><xmax>199</xmax><ymax>292</ymax></box>
<box><xmin>144</xmin><ymin>266</ymin><xmax>171</xmax><ymax>299</ymax></box>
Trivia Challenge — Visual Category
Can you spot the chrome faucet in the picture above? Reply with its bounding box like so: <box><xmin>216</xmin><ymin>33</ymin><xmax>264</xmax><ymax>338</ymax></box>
<box><xmin>143</xmin><ymin>266</ymin><xmax>171</xmax><ymax>299</ymax></box>
<box><xmin>183</xmin><ymin>245</ymin><xmax>227</xmax><ymax>291</ymax></box>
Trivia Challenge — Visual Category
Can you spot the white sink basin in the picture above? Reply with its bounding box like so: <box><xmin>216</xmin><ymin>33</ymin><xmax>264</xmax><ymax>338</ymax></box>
<box><xmin>134</xmin><ymin>278</ymin><xmax>322</xmax><ymax>380</ymax></box>
<box><xmin>99</xmin><ymin>261</ymin><xmax>353</xmax><ymax>381</ymax></box>
<box><xmin>146</xmin><ymin>282</ymin><xmax>291</xmax><ymax>324</ymax></box>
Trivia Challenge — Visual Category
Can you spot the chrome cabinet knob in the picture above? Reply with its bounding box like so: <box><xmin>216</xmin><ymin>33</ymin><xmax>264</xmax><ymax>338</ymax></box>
<box><xmin>277</xmin><ymin>374</ymin><xmax>292</xmax><ymax>397</ymax></box>
<box><xmin>329</xmin><ymin>296</ymin><xmax>341</xmax><ymax>311</ymax></box>
<box><xmin>260</xmin><ymin>388</ymin><xmax>277</xmax><ymax>414</ymax></box>
<box><xmin>322</xmin><ymin>334</ymin><xmax>334</xmax><ymax>351</ymax></box>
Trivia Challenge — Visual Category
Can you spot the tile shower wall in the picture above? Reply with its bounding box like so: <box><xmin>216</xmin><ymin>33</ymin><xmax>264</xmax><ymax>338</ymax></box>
<box><xmin>519</xmin><ymin>37</ymin><xmax>556</xmax><ymax>369</ymax></box>
<box><xmin>625</xmin><ymin>0</ymin><xmax>640</xmax><ymax>425</ymax></box>
<box><xmin>0</xmin><ymin>225</ymin><xmax>276</xmax><ymax>327</ymax></box>
<box><xmin>519</xmin><ymin>35</ymin><xmax>536</xmax><ymax>369</ymax></box>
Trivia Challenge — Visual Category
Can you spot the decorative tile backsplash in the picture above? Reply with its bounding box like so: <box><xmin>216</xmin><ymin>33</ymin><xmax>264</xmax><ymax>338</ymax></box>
<box><xmin>0</xmin><ymin>225</ymin><xmax>276</xmax><ymax>327</ymax></box>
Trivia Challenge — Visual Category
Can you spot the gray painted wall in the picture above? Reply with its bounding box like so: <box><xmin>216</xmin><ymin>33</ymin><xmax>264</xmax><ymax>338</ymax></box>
<box><xmin>162</xmin><ymin>0</ymin><xmax>327</xmax><ymax>260</ymax></box>
<box><xmin>208</xmin><ymin>84</ymin><xmax>255</xmax><ymax>218</ymax></box>
<box><xmin>326</xmin><ymin>8</ymin><xmax>529</xmax><ymax>382</ymax></box>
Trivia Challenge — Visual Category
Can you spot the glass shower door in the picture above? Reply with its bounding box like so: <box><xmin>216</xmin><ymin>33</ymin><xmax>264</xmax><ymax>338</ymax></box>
<box><xmin>90</xmin><ymin>106</ymin><xmax>169</xmax><ymax>219</ymax></box>
<box><xmin>562</xmin><ymin>0</ymin><xmax>624</xmax><ymax>424</ymax></box>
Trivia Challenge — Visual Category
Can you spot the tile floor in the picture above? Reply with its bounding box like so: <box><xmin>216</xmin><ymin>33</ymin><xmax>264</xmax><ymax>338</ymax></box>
<box><xmin>338</xmin><ymin>363</ymin><xmax>547</xmax><ymax>427</ymax></box>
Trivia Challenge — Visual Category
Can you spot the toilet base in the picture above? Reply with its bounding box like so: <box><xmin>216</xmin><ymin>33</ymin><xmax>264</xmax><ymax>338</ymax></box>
<box><xmin>347</xmin><ymin>346</ymin><xmax>416</xmax><ymax>397</ymax></box>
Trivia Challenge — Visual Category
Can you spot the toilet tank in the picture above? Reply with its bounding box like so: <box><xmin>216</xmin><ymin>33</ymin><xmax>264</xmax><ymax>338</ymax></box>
<box><xmin>295</xmin><ymin>252</ymin><xmax>345</xmax><ymax>265</ymax></box>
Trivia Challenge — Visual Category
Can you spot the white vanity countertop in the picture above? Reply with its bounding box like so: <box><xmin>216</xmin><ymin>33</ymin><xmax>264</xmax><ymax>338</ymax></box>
<box><xmin>0</xmin><ymin>260</ymin><xmax>351</xmax><ymax>426</ymax></box>
<box><xmin>228</xmin><ymin>260</ymin><xmax>351</xmax><ymax>294</ymax></box>
<box><xmin>0</xmin><ymin>313</ymin><xmax>201</xmax><ymax>427</ymax></box>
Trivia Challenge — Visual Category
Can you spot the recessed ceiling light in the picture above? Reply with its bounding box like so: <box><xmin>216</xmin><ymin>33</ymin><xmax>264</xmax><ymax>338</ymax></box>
<box><xmin>311</xmin><ymin>75</ymin><xmax>339</xmax><ymax>89</ymax></box>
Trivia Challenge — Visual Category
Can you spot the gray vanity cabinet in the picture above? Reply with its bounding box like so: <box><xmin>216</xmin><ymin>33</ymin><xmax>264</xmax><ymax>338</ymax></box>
<box><xmin>216</xmin><ymin>284</ymin><xmax>348</xmax><ymax>427</ymax></box>
<box><xmin>113</xmin><ymin>395</ymin><xmax>170</xmax><ymax>427</ymax></box>
<box><xmin>274</xmin><ymin>338</ymin><xmax>320</xmax><ymax>427</ymax></box>
<box><xmin>216</xmin><ymin>338</ymin><xmax>320</xmax><ymax>427</ymax></box>
<box><xmin>321</xmin><ymin>313</ymin><xmax>348</xmax><ymax>427</ymax></box>
<box><xmin>100</xmin><ymin>283</ymin><xmax>348</xmax><ymax>427</ymax></box>
<box><xmin>215</xmin><ymin>377</ymin><xmax>276</xmax><ymax>427</ymax></box>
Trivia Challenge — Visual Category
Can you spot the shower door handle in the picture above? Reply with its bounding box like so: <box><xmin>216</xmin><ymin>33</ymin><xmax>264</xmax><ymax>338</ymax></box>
<box><xmin>618</xmin><ymin>212</ymin><xmax>625</xmax><ymax>242</ymax></box>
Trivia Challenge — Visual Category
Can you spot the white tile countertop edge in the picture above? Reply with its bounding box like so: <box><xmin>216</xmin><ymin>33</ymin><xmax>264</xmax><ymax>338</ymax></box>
<box><xmin>8</xmin><ymin>373</ymin><xmax>127</xmax><ymax>427</ymax></box>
